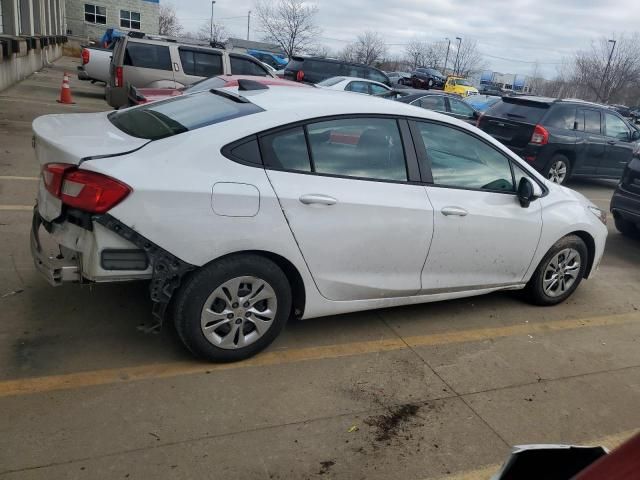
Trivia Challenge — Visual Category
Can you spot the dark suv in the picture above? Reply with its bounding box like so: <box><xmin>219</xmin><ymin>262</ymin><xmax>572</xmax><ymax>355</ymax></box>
<box><xmin>610</xmin><ymin>155</ymin><xmax>640</xmax><ymax>237</ymax></box>
<box><xmin>478</xmin><ymin>97</ymin><xmax>640</xmax><ymax>184</ymax></box>
<box><xmin>410</xmin><ymin>67</ymin><xmax>446</xmax><ymax>89</ymax></box>
<box><xmin>283</xmin><ymin>56</ymin><xmax>390</xmax><ymax>86</ymax></box>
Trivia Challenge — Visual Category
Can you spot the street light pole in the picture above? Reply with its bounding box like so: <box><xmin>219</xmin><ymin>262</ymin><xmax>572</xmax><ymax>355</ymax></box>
<box><xmin>247</xmin><ymin>10</ymin><xmax>251</xmax><ymax>40</ymax></box>
<box><xmin>443</xmin><ymin>38</ymin><xmax>451</xmax><ymax>74</ymax></box>
<box><xmin>453</xmin><ymin>36</ymin><xmax>462</xmax><ymax>76</ymax></box>
<box><xmin>597</xmin><ymin>39</ymin><xmax>616</xmax><ymax>102</ymax></box>
<box><xmin>210</xmin><ymin>1</ymin><xmax>216</xmax><ymax>42</ymax></box>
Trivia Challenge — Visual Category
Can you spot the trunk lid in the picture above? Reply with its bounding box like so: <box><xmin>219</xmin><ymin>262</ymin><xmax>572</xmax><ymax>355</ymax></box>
<box><xmin>479</xmin><ymin>97</ymin><xmax>551</xmax><ymax>149</ymax></box>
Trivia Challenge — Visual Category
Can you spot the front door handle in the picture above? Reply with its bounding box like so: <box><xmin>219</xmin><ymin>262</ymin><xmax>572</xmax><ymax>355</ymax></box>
<box><xmin>607</xmin><ymin>140</ymin><xmax>617</xmax><ymax>145</ymax></box>
<box><xmin>299</xmin><ymin>194</ymin><xmax>337</xmax><ymax>206</ymax></box>
<box><xmin>441</xmin><ymin>206</ymin><xmax>468</xmax><ymax>217</ymax></box>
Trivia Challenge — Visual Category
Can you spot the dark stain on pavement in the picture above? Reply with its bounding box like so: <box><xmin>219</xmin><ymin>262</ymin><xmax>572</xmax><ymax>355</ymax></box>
<box><xmin>364</xmin><ymin>404</ymin><xmax>421</xmax><ymax>442</ymax></box>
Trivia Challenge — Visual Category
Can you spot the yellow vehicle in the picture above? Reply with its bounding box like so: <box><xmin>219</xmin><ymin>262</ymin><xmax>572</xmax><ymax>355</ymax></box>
<box><xmin>444</xmin><ymin>76</ymin><xmax>479</xmax><ymax>97</ymax></box>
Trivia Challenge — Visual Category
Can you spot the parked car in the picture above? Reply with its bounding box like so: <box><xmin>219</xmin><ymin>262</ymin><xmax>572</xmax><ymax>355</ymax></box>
<box><xmin>31</xmin><ymin>83</ymin><xmax>607</xmax><ymax>362</ymax></box>
<box><xmin>610</xmin><ymin>155</ymin><xmax>640</xmax><ymax>237</ymax></box>
<box><xmin>479</xmin><ymin>84</ymin><xmax>504</xmax><ymax>96</ymax></box>
<box><xmin>396</xmin><ymin>92</ymin><xmax>479</xmax><ymax>124</ymax></box>
<box><xmin>106</xmin><ymin>33</ymin><xmax>274</xmax><ymax>108</ymax></box>
<box><xmin>316</xmin><ymin>76</ymin><xmax>391</xmax><ymax>96</ymax></box>
<box><xmin>410</xmin><ymin>67</ymin><xmax>446</xmax><ymax>89</ymax></box>
<box><xmin>386</xmin><ymin>71</ymin><xmax>411</xmax><ymax>85</ymax></box>
<box><xmin>464</xmin><ymin>94</ymin><xmax>502</xmax><ymax>113</ymax></box>
<box><xmin>478</xmin><ymin>96</ymin><xmax>640</xmax><ymax>184</ymax></box>
<box><xmin>611</xmin><ymin>104</ymin><xmax>632</xmax><ymax>119</ymax></box>
<box><xmin>283</xmin><ymin>56</ymin><xmax>390</xmax><ymax>86</ymax></box>
<box><xmin>128</xmin><ymin>75</ymin><xmax>307</xmax><ymax>105</ymax></box>
<box><xmin>78</xmin><ymin>45</ymin><xmax>113</xmax><ymax>83</ymax></box>
<box><xmin>247</xmin><ymin>49</ymin><xmax>288</xmax><ymax>70</ymax></box>
<box><xmin>444</xmin><ymin>76</ymin><xmax>479</xmax><ymax>97</ymax></box>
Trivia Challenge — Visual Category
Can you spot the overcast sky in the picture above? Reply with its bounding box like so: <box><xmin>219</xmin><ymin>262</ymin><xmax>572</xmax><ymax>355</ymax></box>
<box><xmin>174</xmin><ymin>0</ymin><xmax>640</xmax><ymax>78</ymax></box>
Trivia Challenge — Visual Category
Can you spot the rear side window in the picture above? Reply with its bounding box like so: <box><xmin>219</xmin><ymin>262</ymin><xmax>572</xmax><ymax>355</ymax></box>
<box><xmin>285</xmin><ymin>59</ymin><xmax>304</xmax><ymax>71</ymax></box>
<box><xmin>487</xmin><ymin>100</ymin><xmax>548</xmax><ymax>124</ymax></box>
<box><xmin>124</xmin><ymin>43</ymin><xmax>172</xmax><ymax>71</ymax></box>
<box><xmin>179</xmin><ymin>49</ymin><xmax>223</xmax><ymax>77</ymax></box>
<box><xmin>109</xmin><ymin>92</ymin><xmax>264</xmax><ymax>140</ymax></box>
<box><xmin>307</xmin><ymin>60</ymin><xmax>341</xmax><ymax>75</ymax></box>
<box><xmin>543</xmin><ymin>105</ymin><xmax>577</xmax><ymax>130</ymax></box>
<box><xmin>582</xmin><ymin>109</ymin><xmax>601</xmax><ymax>134</ymax></box>
<box><xmin>230</xmin><ymin>56</ymin><xmax>269</xmax><ymax>76</ymax></box>
<box><xmin>261</xmin><ymin>127</ymin><xmax>311</xmax><ymax>172</ymax></box>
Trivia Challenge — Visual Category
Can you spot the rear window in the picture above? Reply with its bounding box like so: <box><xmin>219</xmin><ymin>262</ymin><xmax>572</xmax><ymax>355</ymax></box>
<box><xmin>487</xmin><ymin>99</ymin><xmax>549</xmax><ymax>124</ymax></box>
<box><xmin>108</xmin><ymin>92</ymin><xmax>264</xmax><ymax>140</ymax></box>
<box><xmin>124</xmin><ymin>43</ymin><xmax>172</xmax><ymax>71</ymax></box>
<box><xmin>543</xmin><ymin>105</ymin><xmax>577</xmax><ymax>130</ymax></box>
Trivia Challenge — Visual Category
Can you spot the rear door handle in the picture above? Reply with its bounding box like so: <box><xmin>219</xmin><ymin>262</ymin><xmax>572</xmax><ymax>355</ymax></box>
<box><xmin>441</xmin><ymin>206</ymin><xmax>468</xmax><ymax>217</ymax></box>
<box><xmin>299</xmin><ymin>194</ymin><xmax>337</xmax><ymax>206</ymax></box>
<box><xmin>607</xmin><ymin>140</ymin><xmax>617</xmax><ymax>145</ymax></box>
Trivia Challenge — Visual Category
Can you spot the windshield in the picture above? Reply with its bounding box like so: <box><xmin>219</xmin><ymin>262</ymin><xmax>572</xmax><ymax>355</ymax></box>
<box><xmin>109</xmin><ymin>91</ymin><xmax>263</xmax><ymax>140</ymax></box>
<box><xmin>318</xmin><ymin>77</ymin><xmax>345</xmax><ymax>86</ymax></box>
<box><xmin>455</xmin><ymin>79</ymin><xmax>472</xmax><ymax>86</ymax></box>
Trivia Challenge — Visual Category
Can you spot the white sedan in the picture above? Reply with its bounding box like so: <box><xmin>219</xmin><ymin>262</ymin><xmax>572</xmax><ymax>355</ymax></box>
<box><xmin>317</xmin><ymin>76</ymin><xmax>392</xmax><ymax>95</ymax></box>
<box><xmin>31</xmin><ymin>79</ymin><xmax>608</xmax><ymax>362</ymax></box>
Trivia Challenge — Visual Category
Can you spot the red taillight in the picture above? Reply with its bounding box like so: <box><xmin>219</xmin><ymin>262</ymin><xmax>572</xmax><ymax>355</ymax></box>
<box><xmin>81</xmin><ymin>48</ymin><xmax>90</xmax><ymax>65</ymax></box>
<box><xmin>115</xmin><ymin>66</ymin><xmax>124</xmax><ymax>87</ymax></box>
<box><xmin>296</xmin><ymin>70</ymin><xmax>304</xmax><ymax>82</ymax></box>
<box><xmin>531</xmin><ymin>124</ymin><xmax>549</xmax><ymax>145</ymax></box>
<box><xmin>42</xmin><ymin>164</ymin><xmax>131</xmax><ymax>214</ymax></box>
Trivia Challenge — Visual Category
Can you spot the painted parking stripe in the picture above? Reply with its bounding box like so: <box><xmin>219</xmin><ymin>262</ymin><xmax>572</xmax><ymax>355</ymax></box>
<box><xmin>428</xmin><ymin>428</ymin><xmax>640</xmax><ymax>480</ymax></box>
<box><xmin>0</xmin><ymin>176</ymin><xmax>39</xmax><ymax>181</ymax></box>
<box><xmin>0</xmin><ymin>205</ymin><xmax>33</xmax><ymax>211</ymax></box>
<box><xmin>0</xmin><ymin>311</ymin><xmax>637</xmax><ymax>398</ymax></box>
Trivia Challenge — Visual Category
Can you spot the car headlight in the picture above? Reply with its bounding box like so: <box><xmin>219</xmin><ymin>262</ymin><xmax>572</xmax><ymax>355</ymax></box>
<box><xmin>588</xmin><ymin>205</ymin><xmax>607</xmax><ymax>225</ymax></box>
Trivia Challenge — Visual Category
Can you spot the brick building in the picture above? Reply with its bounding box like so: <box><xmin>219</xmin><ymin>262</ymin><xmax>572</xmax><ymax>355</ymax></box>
<box><xmin>65</xmin><ymin>0</ymin><xmax>159</xmax><ymax>41</ymax></box>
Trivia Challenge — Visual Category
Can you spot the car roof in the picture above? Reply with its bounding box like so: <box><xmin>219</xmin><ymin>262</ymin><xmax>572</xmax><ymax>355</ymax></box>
<box><xmin>336</xmin><ymin>76</ymin><xmax>388</xmax><ymax>87</ymax></box>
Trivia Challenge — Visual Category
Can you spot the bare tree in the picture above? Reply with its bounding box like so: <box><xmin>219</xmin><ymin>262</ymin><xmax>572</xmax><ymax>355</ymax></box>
<box><xmin>404</xmin><ymin>39</ymin><xmax>447</xmax><ymax>70</ymax></box>
<box><xmin>158</xmin><ymin>3</ymin><xmax>183</xmax><ymax>37</ymax></box>
<box><xmin>454</xmin><ymin>40</ymin><xmax>484</xmax><ymax>77</ymax></box>
<box><xmin>306</xmin><ymin>44</ymin><xmax>333</xmax><ymax>58</ymax></box>
<box><xmin>574</xmin><ymin>34</ymin><xmax>640</xmax><ymax>103</ymax></box>
<box><xmin>404</xmin><ymin>38</ymin><xmax>428</xmax><ymax>69</ymax></box>
<box><xmin>184</xmin><ymin>21</ymin><xmax>228</xmax><ymax>44</ymax></box>
<box><xmin>255</xmin><ymin>0</ymin><xmax>320</xmax><ymax>58</ymax></box>
<box><xmin>351</xmin><ymin>31</ymin><xmax>387</xmax><ymax>66</ymax></box>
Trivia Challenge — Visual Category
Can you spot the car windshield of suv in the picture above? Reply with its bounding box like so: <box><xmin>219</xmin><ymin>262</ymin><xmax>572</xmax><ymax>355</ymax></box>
<box><xmin>455</xmin><ymin>79</ymin><xmax>472</xmax><ymax>86</ymax></box>
<box><xmin>184</xmin><ymin>77</ymin><xmax>227</xmax><ymax>94</ymax></box>
<box><xmin>109</xmin><ymin>91</ymin><xmax>264</xmax><ymax>140</ymax></box>
<box><xmin>318</xmin><ymin>77</ymin><xmax>345</xmax><ymax>87</ymax></box>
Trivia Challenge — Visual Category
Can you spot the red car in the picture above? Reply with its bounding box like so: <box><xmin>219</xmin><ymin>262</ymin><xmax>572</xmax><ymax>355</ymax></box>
<box><xmin>128</xmin><ymin>75</ymin><xmax>308</xmax><ymax>106</ymax></box>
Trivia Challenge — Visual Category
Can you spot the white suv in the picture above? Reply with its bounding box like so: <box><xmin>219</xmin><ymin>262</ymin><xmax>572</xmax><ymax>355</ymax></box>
<box><xmin>31</xmin><ymin>81</ymin><xmax>608</xmax><ymax>361</ymax></box>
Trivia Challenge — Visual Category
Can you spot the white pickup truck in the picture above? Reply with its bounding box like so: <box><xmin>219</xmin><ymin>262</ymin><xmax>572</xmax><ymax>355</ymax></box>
<box><xmin>77</xmin><ymin>45</ymin><xmax>113</xmax><ymax>84</ymax></box>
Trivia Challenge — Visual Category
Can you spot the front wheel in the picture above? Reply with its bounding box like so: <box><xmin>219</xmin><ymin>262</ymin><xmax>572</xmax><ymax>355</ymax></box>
<box><xmin>174</xmin><ymin>255</ymin><xmax>292</xmax><ymax>362</ymax></box>
<box><xmin>525</xmin><ymin>235</ymin><xmax>588</xmax><ymax>306</ymax></box>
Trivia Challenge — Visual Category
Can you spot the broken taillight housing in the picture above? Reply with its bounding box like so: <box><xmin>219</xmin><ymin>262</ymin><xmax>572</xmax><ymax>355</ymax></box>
<box><xmin>42</xmin><ymin>163</ymin><xmax>131</xmax><ymax>213</ymax></box>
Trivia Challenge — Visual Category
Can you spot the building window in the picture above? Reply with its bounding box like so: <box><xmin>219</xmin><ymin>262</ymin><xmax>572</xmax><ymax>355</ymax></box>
<box><xmin>85</xmin><ymin>4</ymin><xmax>107</xmax><ymax>24</ymax></box>
<box><xmin>120</xmin><ymin>10</ymin><xmax>141</xmax><ymax>30</ymax></box>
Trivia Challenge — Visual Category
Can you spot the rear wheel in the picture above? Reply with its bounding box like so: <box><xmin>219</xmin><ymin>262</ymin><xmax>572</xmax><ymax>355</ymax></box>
<box><xmin>614</xmin><ymin>216</ymin><xmax>639</xmax><ymax>237</ymax></box>
<box><xmin>545</xmin><ymin>155</ymin><xmax>571</xmax><ymax>184</ymax></box>
<box><xmin>525</xmin><ymin>235</ymin><xmax>588</xmax><ymax>306</ymax></box>
<box><xmin>174</xmin><ymin>255</ymin><xmax>292</xmax><ymax>362</ymax></box>
<box><xmin>427</xmin><ymin>78</ymin><xmax>434</xmax><ymax>89</ymax></box>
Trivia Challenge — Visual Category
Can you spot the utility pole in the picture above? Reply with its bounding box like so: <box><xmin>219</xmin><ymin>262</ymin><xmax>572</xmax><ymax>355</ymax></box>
<box><xmin>247</xmin><ymin>10</ymin><xmax>251</xmax><ymax>40</ymax></box>
<box><xmin>443</xmin><ymin>38</ymin><xmax>451</xmax><ymax>74</ymax></box>
<box><xmin>453</xmin><ymin>36</ymin><xmax>462</xmax><ymax>76</ymax></box>
<box><xmin>210</xmin><ymin>1</ymin><xmax>216</xmax><ymax>42</ymax></box>
<box><xmin>597</xmin><ymin>39</ymin><xmax>616</xmax><ymax>103</ymax></box>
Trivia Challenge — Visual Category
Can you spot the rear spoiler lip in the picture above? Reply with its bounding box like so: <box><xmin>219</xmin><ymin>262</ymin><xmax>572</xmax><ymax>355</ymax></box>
<box><xmin>79</xmin><ymin>141</ymin><xmax>151</xmax><ymax>165</ymax></box>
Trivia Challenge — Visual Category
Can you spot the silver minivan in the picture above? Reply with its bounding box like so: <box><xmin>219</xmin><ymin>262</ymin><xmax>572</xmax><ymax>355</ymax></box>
<box><xmin>106</xmin><ymin>35</ymin><xmax>275</xmax><ymax>108</ymax></box>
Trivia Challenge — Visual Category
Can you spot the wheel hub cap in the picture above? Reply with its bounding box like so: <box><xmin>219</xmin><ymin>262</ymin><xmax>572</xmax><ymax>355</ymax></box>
<box><xmin>200</xmin><ymin>276</ymin><xmax>278</xmax><ymax>350</ymax></box>
<box><xmin>542</xmin><ymin>248</ymin><xmax>581</xmax><ymax>297</ymax></box>
<box><xmin>548</xmin><ymin>160</ymin><xmax>567</xmax><ymax>184</ymax></box>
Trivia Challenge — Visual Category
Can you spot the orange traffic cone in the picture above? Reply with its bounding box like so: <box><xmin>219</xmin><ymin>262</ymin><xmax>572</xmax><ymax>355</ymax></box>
<box><xmin>57</xmin><ymin>72</ymin><xmax>74</xmax><ymax>104</ymax></box>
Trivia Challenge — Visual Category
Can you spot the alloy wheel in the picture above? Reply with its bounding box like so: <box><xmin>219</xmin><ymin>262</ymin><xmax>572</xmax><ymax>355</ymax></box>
<box><xmin>200</xmin><ymin>276</ymin><xmax>278</xmax><ymax>349</ymax></box>
<box><xmin>548</xmin><ymin>160</ymin><xmax>568</xmax><ymax>184</ymax></box>
<box><xmin>542</xmin><ymin>248</ymin><xmax>581</xmax><ymax>297</ymax></box>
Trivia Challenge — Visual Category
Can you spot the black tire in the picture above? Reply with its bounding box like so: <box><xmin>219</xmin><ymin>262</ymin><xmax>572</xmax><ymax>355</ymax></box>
<box><xmin>544</xmin><ymin>154</ymin><xmax>572</xmax><ymax>185</ymax></box>
<box><xmin>174</xmin><ymin>254</ymin><xmax>292</xmax><ymax>362</ymax></box>
<box><xmin>614</xmin><ymin>216</ymin><xmax>639</xmax><ymax>237</ymax></box>
<box><xmin>525</xmin><ymin>235</ymin><xmax>588</xmax><ymax>306</ymax></box>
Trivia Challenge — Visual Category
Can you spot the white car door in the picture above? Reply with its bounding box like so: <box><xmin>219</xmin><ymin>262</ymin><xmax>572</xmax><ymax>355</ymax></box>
<box><xmin>263</xmin><ymin>117</ymin><xmax>434</xmax><ymax>301</ymax></box>
<box><xmin>410</xmin><ymin>120</ymin><xmax>543</xmax><ymax>291</ymax></box>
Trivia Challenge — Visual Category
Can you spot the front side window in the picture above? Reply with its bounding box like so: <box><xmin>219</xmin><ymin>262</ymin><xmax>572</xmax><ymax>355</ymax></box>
<box><xmin>307</xmin><ymin>118</ymin><xmax>407</xmax><ymax>181</ymax></box>
<box><xmin>604</xmin><ymin>112</ymin><xmax>630</xmax><ymax>141</ymax></box>
<box><xmin>449</xmin><ymin>98</ymin><xmax>475</xmax><ymax>116</ymax></box>
<box><xmin>124</xmin><ymin>43</ymin><xmax>172</xmax><ymax>70</ymax></box>
<box><xmin>416</xmin><ymin>121</ymin><xmax>514</xmax><ymax>192</ymax></box>
<box><xmin>417</xmin><ymin>96</ymin><xmax>446</xmax><ymax>112</ymax></box>
<box><xmin>120</xmin><ymin>10</ymin><xmax>141</xmax><ymax>30</ymax></box>
<box><xmin>84</xmin><ymin>4</ymin><xmax>106</xmax><ymax>24</ymax></box>
<box><xmin>179</xmin><ymin>49</ymin><xmax>223</xmax><ymax>77</ymax></box>
<box><xmin>230</xmin><ymin>56</ymin><xmax>269</xmax><ymax>76</ymax></box>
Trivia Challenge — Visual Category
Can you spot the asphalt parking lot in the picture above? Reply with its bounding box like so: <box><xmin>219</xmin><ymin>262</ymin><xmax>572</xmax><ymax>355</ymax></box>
<box><xmin>1</xmin><ymin>57</ymin><xmax>639</xmax><ymax>479</ymax></box>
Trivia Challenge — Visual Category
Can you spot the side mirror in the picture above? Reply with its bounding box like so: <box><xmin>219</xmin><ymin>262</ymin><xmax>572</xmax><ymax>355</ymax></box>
<box><xmin>517</xmin><ymin>177</ymin><xmax>539</xmax><ymax>208</ymax></box>
<box><xmin>632</xmin><ymin>130</ymin><xmax>640</xmax><ymax>141</ymax></box>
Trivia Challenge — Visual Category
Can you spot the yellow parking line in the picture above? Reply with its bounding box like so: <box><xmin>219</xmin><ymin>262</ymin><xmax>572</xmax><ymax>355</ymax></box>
<box><xmin>0</xmin><ymin>205</ymin><xmax>33</xmax><ymax>211</ymax></box>
<box><xmin>0</xmin><ymin>311</ymin><xmax>637</xmax><ymax>398</ymax></box>
<box><xmin>0</xmin><ymin>176</ymin><xmax>39</xmax><ymax>181</ymax></box>
<box><xmin>428</xmin><ymin>428</ymin><xmax>640</xmax><ymax>480</ymax></box>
